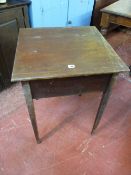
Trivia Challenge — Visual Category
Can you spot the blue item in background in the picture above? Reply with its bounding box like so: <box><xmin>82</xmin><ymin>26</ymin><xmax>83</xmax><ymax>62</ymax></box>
<box><xmin>29</xmin><ymin>0</ymin><xmax>94</xmax><ymax>28</ymax></box>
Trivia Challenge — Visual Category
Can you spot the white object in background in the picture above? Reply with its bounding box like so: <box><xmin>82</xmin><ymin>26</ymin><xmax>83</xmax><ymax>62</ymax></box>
<box><xmin>0</xmin><ymin>0</ymin><xmax>6</xmax><ymax>3</ymax></box>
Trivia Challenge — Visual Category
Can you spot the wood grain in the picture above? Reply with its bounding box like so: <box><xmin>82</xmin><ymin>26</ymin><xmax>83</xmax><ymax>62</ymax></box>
<box><xmin>101</xmin><ymin>0</ymin><xmax>131</xmax><ymax>19</ymax></box>
<box><xmin>12</xmin><ymin>26</ymin><xmax>129</xmax><ymax>82</ymax></box>
<box><xmin>0</xmin><ymin>0</ymin><xmax>30</xmax><ymax>87</ymax></box>
<box><xmin>30</xmin><ymin>74</ymin><xmax>109</xmax><ymax>99</ymax></box>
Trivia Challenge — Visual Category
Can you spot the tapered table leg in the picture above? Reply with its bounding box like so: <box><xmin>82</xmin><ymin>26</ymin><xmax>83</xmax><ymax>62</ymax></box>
<box><xmin>0</xmin><ymin>73</ymin><xmax>5</xmax><ymax>90</ymax></box>
<box><xmin>22</xmin><ymin>81</ymin><xmax>41</xmax><ymax>144</ymax></box>
<box><xmin>100</xmin><ymin>13</ymin><xmax>110</xmax><ymax>36</ymax></box>
<box><xmin>91</xmin><ymin>74</ymin><xmax>117</xmax><ymax>134</ymax></box>
<box><xmin>129</xmin><ymin>65</ymin><xmax>131</xmax><ymax>76</ymax></box>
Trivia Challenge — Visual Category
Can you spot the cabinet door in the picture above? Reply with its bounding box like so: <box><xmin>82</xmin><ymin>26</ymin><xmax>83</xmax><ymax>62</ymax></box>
<box><xmin>0</xmin><ymin>7</ymin><xmax>25</xmax><ymax>83</ymax></box>
<box><xmin>67</xmin><ymin>0</ymin><xmax>94</xmax><ymax>26</ymax></box>
<box><xmin>30</xmin><ymin>0</ymin><xmax>68</xmax><ymax>27</ymax></box>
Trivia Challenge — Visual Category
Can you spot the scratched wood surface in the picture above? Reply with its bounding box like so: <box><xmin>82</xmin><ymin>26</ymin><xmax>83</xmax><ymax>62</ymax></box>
<box><xmin>101</xmin><ymin>0</ymin><xmax>131</xmax><ymax>18</ymax></box>
<box><xmin>12</xmin><ymin>26</ymin><xmax>129</xmax><ymax>82</ymax></box>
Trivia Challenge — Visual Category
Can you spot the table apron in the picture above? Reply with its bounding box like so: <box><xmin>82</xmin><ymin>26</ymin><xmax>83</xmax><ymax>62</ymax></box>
<box><xmin>101</xmin><ymin>12</ymin><xmax>131</xmax><ymax>28</ymax></box>
<box><xmin>109</xmin><ymin>15</ymin><xmax>131</xmax><ymax>28</ymax></box>
<box><xmin>29</xmin><ymin>74</ymin><xmax>111</xmax><ymax>99</ymax></box>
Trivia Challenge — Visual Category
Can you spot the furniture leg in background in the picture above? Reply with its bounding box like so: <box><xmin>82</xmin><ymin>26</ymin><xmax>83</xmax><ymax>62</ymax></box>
<box><xmin>100</xmin><ymin>0</ymin><xmax>131</xmax><ymax>36</ymax></box>
<box><xmin>0</xmin><ymin>73</ymin><xmax>5</xmax><ymax>91</ymax></box>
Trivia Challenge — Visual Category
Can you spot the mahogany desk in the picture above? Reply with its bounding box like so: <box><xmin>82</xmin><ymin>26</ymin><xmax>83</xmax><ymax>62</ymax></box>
<box><xmin>100</xmin><ymin>0</ymin><xmax>131</xmax><ymax>35</ymax></box>
<box><xmin>11</xmin><ymin>27</ymin><xmax>129</xmax><ymax>143</ymax></box>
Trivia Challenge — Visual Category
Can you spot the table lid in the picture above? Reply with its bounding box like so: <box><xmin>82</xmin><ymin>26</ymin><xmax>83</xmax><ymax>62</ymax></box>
<box><xmin>101</xmin><ymin>0</ymin><xmax>131</xmax><ymax>19</ymax></box>
<box><xmin>12</xmin><ymin>26</ymin><xmax>129</xmax><ymax>82</ymax></box>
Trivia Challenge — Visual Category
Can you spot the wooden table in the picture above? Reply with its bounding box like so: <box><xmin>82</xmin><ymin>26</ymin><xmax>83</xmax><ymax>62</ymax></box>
<box><xmin>100</xmin><ymin>0</ymin><xmax>131</xmax><ymax>35</ymax></box>
<box><xmin>11</xmin><ymin>27</ymin><xmax>129</xmax><ymax>143</ymax></box>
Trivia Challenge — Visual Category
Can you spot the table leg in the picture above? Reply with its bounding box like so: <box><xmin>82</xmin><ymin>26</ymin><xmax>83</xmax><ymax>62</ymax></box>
<box><xmin>91</xmin><ymin>74</ymin><xmax>117</xmax><ymax>134</ymax></box>
<box><xmin>0</xmin><ymin>73</ymin><xmax>5</xmax><ymax>90</ymax></box>
<box><xmin>129</xmin><ymin>65</ymin><xmax>131</xmax><ymax>76</ymax></box>
<box><xmin>100</xmin><ymin>13</ymin><xmax>110</xmax><ymax>36</ymax></box>
<box><xmin>22</xmin><ymin>81</ymin><xmax>41</xmax><ymax>144</ymax></box>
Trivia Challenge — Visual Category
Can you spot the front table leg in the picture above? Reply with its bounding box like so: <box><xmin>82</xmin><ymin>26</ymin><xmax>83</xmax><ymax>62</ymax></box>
<box><xmin>91</xmin><ymin>74</ymin><xmax>117</xmax><ymax>134</ymax></box>
<box><xmin>22</xmin><ymin>81</ymin><xmax>41</xmax><ymax>143</ymax></box>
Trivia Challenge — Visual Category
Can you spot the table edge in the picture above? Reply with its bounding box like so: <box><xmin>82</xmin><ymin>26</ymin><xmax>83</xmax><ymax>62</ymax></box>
<box><xmin>11</xmin><ymin>69</ymin><xmax>129</xmax><ymax>82</ymax></box>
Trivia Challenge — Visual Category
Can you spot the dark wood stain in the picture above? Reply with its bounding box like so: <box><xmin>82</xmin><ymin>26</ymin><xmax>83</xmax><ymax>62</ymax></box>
<box><xmin>30</xmin><ymin>75</ymin><xmax>110</xmax><ymax>99</ymax></box>
<box><xmin>12</xmin><ymin>26</ymin><xmax>129</xmax><ymax>82</ymax></box>
<box><xmin>0</xmin><ymin>0</ymin><xmax>30</xmax><ymax>88</ymax></box>
<box><xmin>0</xmin><ymin>0</ymin><xmax>31</xmax><ymax>10</ymax></box>
<box><xmin>13</xmin><ymin>26</ymin><xmax>129</xmax><ymax>143</ymax></box>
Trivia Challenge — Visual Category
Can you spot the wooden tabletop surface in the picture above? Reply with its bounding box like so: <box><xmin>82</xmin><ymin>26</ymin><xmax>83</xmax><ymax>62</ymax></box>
<box><xmin>12</xmin><ymin>26</ymin><xmax>129</xmax><ymax>82</ymax></box>
<box><xmin>101</xmin><ymin>0</ymin><xmax>131</xmax><ymax>18</ymax></box>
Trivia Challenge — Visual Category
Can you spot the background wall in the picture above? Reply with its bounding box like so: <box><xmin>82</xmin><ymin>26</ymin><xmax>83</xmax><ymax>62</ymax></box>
<box><xmin>29</xmin><ymin>0</ymin><xmax>94</xmax><ymax>28</ymax></box>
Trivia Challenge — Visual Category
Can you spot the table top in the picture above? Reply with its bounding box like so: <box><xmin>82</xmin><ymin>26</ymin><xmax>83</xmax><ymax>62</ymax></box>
<box><xmin>101</xmin><ymin>0</ymin><xmax>131</xmax><ymax>19</ymax></box>
<box><xmin>12</xmin><ymin>26</ymin><xmax>129</xmax><ymax>82</ymax></box>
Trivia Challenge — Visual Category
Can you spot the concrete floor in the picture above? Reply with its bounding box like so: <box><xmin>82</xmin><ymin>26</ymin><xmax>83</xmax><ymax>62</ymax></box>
<box><xmin>0</xmin><ymin>28</ymin><xmax>131</xmax><ymax>175</ymax></box>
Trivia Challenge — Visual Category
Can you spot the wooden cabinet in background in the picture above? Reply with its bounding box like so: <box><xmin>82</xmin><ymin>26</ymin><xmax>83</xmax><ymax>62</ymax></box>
<box><xmin>0</xmin><ymin>0</ymin><xmax>30</xmax><ymax>90</ymax></box>
<box><xmin>92</xmin><ymin>0</ymin><xmax>117</xmax><ymax>29</ymax></box>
